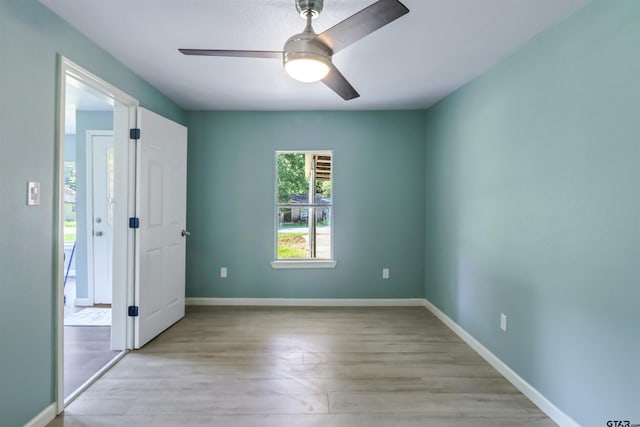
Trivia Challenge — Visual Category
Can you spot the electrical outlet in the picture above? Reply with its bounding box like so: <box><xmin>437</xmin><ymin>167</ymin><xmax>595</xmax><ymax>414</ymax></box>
<box><xmin>382</xmin><ymin>268</ymin><xmax>390</xmax><ymax>279</ymax></box>
<box><xmin>220</xmin><ymin>267</ymin><xmax>228</xmax><ymax>279</ymax></box>
<box><xmin>500</xmin><ymin>313</ymin><xmax>508</xmax><ymax>332</ymax></box>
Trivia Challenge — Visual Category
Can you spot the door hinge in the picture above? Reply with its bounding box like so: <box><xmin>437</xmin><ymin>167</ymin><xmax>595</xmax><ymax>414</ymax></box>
<box><xmin>128</xmin><ymin>306</ymin><xmax>139</xmax><ymax>317</ymax></box>
<box><xmin>130</xmin><ymin>128</ymin><xmax>141</xmax><ymax>140</ymax></box>
<box><xmin>129</xmin><ymin>217</ymin><xmax>140</xmax><ymax>229</ymax></box>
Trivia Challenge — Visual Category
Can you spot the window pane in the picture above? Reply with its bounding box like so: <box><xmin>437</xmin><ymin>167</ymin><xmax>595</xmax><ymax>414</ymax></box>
<box><xmin>277</xmin><ymin>207</ymin><xmax>332</xmax><ymax>260</ymax></box>
<box><xmin>277</xmin><ymin>153</ymin><xmax>331</xmax><ymax>205</ymax></box>
<box><xmin>314</xmin><ymin>155</ymin><xmax>332</xmax><ymax>205</ymax></box>
<box><xmin>313</xmin><ymin>207</ymin><xmax>332</xmax><ymax>259</ymax></box>
<box><xmin>277</xmin><ymin>153</ymin><xmax>309</xmax><ymax>203</ymax></box>
<box><xmin>278</xmin><ymin>207</ymin><xmax>309</xmax><ymax>259</ymax></box>
<box><xmin>315</xmin><ymin>183</ymin><xmax>331</xmax><ymax>205</ymax></box>
<box><xmin>276</xmin><ymin>151</ymin><xmax>332</xmax><ymax>261</ymax></box>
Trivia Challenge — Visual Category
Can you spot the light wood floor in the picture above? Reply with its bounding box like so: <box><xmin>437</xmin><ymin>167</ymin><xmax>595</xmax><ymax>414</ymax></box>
<box><xmin>48</xmin><ymin>306</ymin><xmax>555</xmax><ymax>426</ymax></box>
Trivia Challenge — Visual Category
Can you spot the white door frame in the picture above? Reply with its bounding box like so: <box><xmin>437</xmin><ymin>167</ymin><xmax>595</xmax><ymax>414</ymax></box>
<box><xmin>55</xmin><ymin>56</ymin><xmax>139</xmax><ymax>414</ymax></box>
<box><xmin>85</xmin><ymin>130</ymin><xmax>115</xmax><ymax>306</ymax></box>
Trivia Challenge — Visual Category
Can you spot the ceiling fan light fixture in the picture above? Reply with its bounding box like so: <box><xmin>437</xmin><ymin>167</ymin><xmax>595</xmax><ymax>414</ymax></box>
<box><xmin>284</xmin><ymin>56</ymin><xmax>330</xmax><ymax>83</ymax></box>
<box><xmin>283</xmin><ymin>30</ymin><xmax>333</xmax><ymax>83</ymax></box>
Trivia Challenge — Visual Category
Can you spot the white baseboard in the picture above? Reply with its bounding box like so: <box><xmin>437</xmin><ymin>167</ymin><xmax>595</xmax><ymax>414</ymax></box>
<box><xmin>23</xmin><ymin>403</ymin><xmax>56</xmax><ymax>427</ymax></box>
<box><xmin>74</xmin><ymin>298</ymin><xmax>91</xmax><ymax>307</ymax></box>
<box><xmin>422</xmin><ymin>299</ymin><xmax>579</xmax><ymax>427</ymax></box>
<box><xmin>186</xmin><ymin>298</ymin><xmax>425</xmax><ymax>307</ymax></box>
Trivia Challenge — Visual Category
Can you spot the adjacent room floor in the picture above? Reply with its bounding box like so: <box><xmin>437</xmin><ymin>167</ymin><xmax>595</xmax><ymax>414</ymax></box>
<box><xmin>48</xmin><ymin>306</ymin><xmax>555</xmax><ymax>426</ymax></box>
<box><xmin>64</xmin><ymin>325</ymin><xmax>119</xmax><ymax>397</ymax></box>
<box><xmin>63</xmin><ymin>277</ymin><xmax>119</xmax><ymax>399</ymax></box>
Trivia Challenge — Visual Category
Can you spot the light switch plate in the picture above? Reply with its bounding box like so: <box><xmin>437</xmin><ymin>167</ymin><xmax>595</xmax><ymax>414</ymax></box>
<box><xmin>221</xmin><ymin>267</ymin><xmax>228</xmax><ymax>278</ymax></box>
<box><xmin>382</xmin><ymin>268</ymin><xmax>390</xmax><ymax>279</ymax></box>
<box><xmin>27</xmin><ymin>182</ymin><xmax>40</xmax><ymax>206</ymax></box>
<box><xmin>500</xmin><ymin>313</ymin><xmax>508</xmax><ymax>332</ymax></box>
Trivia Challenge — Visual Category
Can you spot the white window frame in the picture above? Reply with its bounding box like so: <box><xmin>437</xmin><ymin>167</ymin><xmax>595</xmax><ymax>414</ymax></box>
<box><xmin>271</xmin><ymin>150</ymin><xmax>336</xmax><ymax>269</ymax></box>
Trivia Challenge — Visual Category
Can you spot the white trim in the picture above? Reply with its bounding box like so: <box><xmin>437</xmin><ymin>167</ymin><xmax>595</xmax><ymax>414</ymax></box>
<box><xmin>73</xmin><ymin>298</ymin><xmax>91</xmax><ymax>307</ymax></box>
<box><xmin>271</xmin><ymin>260</ymin><xmax>337</xmax><ymax>269</ymax></box>
<box><xmin>64</xmin><ymin>58</ymin><xmax>139</xmax><ymax>107</ymax></box>
<box><xmin>55</xmin><ymin>55</ymin><xmax>67</xmax><ymax>416</ymax></box>
<box><xmin>64</xmin><ymin>350</ymin><xmax>127</xmax><ymax>407</ymax></box>
<box><xmin>23</xmin><ymin>403</ymin><xmax>56</xmax><ymax>427</ymax></box>
<box><xmin>422</xmin><ymin>299</ymin><xmax>580</xmax><ymax>427</ymax></box>
<box><xmin>125</xmin><ymin>106</ymin><xmax>139</xmax><ymax>350</ymax></box>
<box><xmin>85</xmin><ymin>130</ymin><xmax>93</xmax><ymax>306</ymax></box>
<box><xmin>186</xmin><ymin>298</ymin><xmax>425</xmax><ymax>307</ymax></box>
<box><xmin>117</xmin><ymin>101</ymin><xmax>138</xmax><ymax>352</ymax></box>
<box><xmin>276</xmin><ymin>150</ymin><xmax>333</xmax><ymax>155</ymax></box>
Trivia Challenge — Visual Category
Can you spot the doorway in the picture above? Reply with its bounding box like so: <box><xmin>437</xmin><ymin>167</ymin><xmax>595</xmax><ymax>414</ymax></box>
<box><xmin>62</xmin><ymin>94</ymin><xmax>116</xmax><ymax>398</ymax></box>
<box><xmin>56</xmin><ymin>57</ymin><xmax>139</xmax><ymax>411</ymax></box>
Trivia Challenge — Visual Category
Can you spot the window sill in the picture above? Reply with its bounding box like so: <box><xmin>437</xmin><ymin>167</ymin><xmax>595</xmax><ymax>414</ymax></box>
<box><xmin>271</xmin><ymin>260</ymin><xmax>337</xmax><ymax>269</ymax></box>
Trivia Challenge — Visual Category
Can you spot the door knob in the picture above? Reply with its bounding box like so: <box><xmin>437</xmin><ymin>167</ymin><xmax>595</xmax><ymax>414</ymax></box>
<box><xmin>181</xmin><ymin>230</ymin><xmax>191</xmax><ymax>237</ymax></box>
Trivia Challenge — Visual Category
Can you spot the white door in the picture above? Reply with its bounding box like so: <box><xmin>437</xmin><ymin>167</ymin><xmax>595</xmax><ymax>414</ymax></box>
<box><xmin>134</xmin><ymin>108</ymin><xmax>188</xmax><ymax>349</ymax></box>
<box><xmin>89</xmin><ymin>131</ymin><xmax>114</xmax><ymax>305</ymax></box>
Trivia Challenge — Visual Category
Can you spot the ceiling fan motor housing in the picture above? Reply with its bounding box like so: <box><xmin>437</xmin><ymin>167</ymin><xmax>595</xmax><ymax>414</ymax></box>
<box><xmin>296</xmin><ymin>0</ymin><xmax>324</xmax><ymax>18</ymax></box>
<box><xmin>283</xmin><ymin>30</ymin><xmax>333</xmax><ymax>71</ymax></box>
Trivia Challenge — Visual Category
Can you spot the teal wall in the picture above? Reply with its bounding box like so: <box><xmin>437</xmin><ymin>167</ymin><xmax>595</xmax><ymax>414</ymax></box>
<box><xmin>0</xmin><ymin>1</ymin><xmax>185</xmax><ymax>425</ymax></box>
<box><xmin>186</xmin><ymin>111</ymin><xmax>426</xmax><ymax>299</ymax></box>
<box><xmin>73</xmin><ymin>111</ymin><xmax>113</xmax><ymax>300</ymax></box>
<box><xmin>424</xmin><ymin>1</ymin><xmax>640</xmax><ymax>425</ymax></box>
<box><xmin>1</xmin><ymin>0</ymin><xmax>638</xmax><ymax>425</ymax></box>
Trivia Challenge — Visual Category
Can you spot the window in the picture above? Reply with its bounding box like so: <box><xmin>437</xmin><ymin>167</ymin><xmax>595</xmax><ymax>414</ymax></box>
<box><xmin>272</xmin><ymin>151</ymin><xmax>335</xmax><ymax>268</ymax></box>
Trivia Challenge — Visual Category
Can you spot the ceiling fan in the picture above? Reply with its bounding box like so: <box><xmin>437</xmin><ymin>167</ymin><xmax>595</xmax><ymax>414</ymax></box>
<box><xmin>179</xmin><ymin>0</ymin><xmax>410</xmax><ymax>101</ymax></box>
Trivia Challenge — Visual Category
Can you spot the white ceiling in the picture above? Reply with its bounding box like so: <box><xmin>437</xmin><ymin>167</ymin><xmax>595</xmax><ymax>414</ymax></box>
<box><xmin>40</xmin><ymin>0</ymin><xmax>589</xmax><ymax>111</ymax></box>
